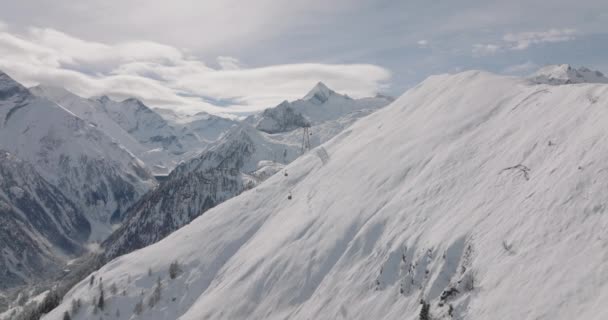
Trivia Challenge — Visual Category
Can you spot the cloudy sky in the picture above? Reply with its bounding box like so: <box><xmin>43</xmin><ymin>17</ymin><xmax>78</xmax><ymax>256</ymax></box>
<box><xmin>1</xmin><ymin>0</ymin><xmax>607</xmax><ymax>116</ymax></box>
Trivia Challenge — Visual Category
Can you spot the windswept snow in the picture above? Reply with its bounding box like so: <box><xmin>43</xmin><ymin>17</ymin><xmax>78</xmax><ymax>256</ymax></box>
<box><xmin>44</xmin><ymin>70</ymin><xmax>608</xmax><ymax>320</ymax></box>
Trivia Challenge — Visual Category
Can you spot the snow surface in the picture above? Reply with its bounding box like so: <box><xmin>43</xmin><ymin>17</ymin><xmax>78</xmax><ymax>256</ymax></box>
<box><xmin>44</xmin><ymin>70</ymin><xmax>608</xmax><ymax>320</ymax></box>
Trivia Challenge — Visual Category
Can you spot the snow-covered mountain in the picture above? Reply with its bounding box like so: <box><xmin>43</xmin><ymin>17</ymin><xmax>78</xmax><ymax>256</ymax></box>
<box><xmin>101</xmin><ymin>124</ymin><xmax>302</xmax><ymax>260</ymax></box>
<box><xmin>100</xmin><ymin>87</ymin><xmax>389</xmax><ymax>262</ymax></box>
<box><xmin>528</xmin><ymin>64</ymin><xmax>608</xmax><ymax>85</ymax></box>
<box><xmin>31</xmin><ymin>87</ymin><xmax>205</xmax><ymax>175</ymax></box>
<box><xmin>247</xmin><ymin>82</ymin><xmax>392</xmax><ymax>133</ymax></box>
<box><xmin>0</xmin><ymin>71</ymin><xmax>156</xmax><ymax>241</ymax></box>
<box><xmin>0</xmin><ymin>150</ymin><xmax>90</xmax><ymax>289</ymax></box>
<box><xmin>96</xmin><ymin>97</ymin><xmax>200</xmax><ymax>158</ymax></box>
<box><xmin>44</xmin><ymin>70</ymin><xmax>608</xmax><ymax>320</ymax></box>
<box><xmin>180</xmin><ymin>111</ymin><xmax>240</xmax><ymax>143</ymax></box>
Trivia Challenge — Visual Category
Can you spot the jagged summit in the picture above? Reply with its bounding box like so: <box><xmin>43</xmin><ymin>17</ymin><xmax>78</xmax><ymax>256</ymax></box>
<box><xmin>303</xmin><ymin>81</ymin><xmax>338</xmax><ymax>103</ymax></box>
<box><xmin>0</xmin><ymin>70</ymin><xmax>29</xmax><ymax>99</ymax></box>
<box><xmin>528</xmin><ymin>64</ymin><xmax>608</xmax><ymax>85</ymax></box>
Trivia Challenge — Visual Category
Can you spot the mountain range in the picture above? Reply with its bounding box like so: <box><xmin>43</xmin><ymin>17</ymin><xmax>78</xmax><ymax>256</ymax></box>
<box><xmin>0</xmin><ymin>71</ymin><xmax>392</xmax><ymax>317</ymax></box>
<box><xmin>37</xmin><ymin>65</ymin><xmax>608</xmax><ymax>320</ymax></box>
<box><xmin>2</xmin><ymin>64</ymin><xmax>608</xmax><ymax>320</ymax></box>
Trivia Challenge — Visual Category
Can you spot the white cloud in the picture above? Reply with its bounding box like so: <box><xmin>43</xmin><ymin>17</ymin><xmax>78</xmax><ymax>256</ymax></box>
<box><xmin>472</xmin><ymin>44</ymin><xmax>502</xmax><ymax>57</ymax></box>
<box><xmin>417</xmin><ymin>40</ymin><xmax>429</xmax><ymax>48</ymax></box>
<box><xmin>217</xmin><ymin>56</ymin><xmax>241</xmax><ymax>71</ymax></box>
<box><xmin>472</xmin><ymin>28</ymin><xmax>577</xmax><ymax>57</ymax></box>
<box><xmin>0</xmin><ymin>27</ymin><xmax>391</xmax><ymax>115</ymax></box>
<box><xmin>502</xmin><ymin>61</ymin><xmax>539</xmax><ymax>74</ymax></box>
<box><xmin>503</xmin><ymin>28</ymin><xmax>576</xmax><ymax>50</ymax></box>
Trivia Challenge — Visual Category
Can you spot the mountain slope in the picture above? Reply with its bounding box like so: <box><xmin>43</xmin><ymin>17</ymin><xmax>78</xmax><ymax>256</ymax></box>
<box><xmin>0</xmin><ymin>71</ymin><xmax>156</xmax><ymax>240</ymax></box>
<box><xmin>101</xmin><ymin>124</ymin><xmax>301</xmax><ymax>260</ymax></box>
<box><xmin>44</xmin><ymin>70</ymin><xmax>608</xmax><ymax>320</ymax></box>
<box><xmin>0</xmin><ymin>150</ymin><xmax>90</xmax><ymax>289</ymax></box>
<box><xmin>99</xmin><ymin>87</ymin><xmax>388</xmax><ymax>262</ymax></box>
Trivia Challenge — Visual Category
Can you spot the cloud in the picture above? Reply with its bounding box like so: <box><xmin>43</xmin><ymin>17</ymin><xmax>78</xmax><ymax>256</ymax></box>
<box><xmin>0</xmin><ymin>26</ymin><xmax>391</xmax><ymax>116</ymax></box>
<box><xmin>503</xmin><ymin>28</ymin><xmax>576</xmax><ymax>50</ymax></box>
<box><xmin>472</xmin><ymin>44</ymin><xmax>502</xmax><ymax>57</ymax></box>
<box><xmin>502</xmin><ymin>61</ymin><xmax>539</xmax><ymax>74</ymax></box>
<box><xmin>472</xmin><ymin>28</ymin><xmax>577</xmax><ymax>57</ymax></box>
<box><xmin>417</xmin><ymin>40</ymin><xmax>429</xmax><ymax>48</ymax></box>
<box><xmin>217</xmin><ymin>56</ymin><xmax>241</xmax><ymax>71</ymax></box>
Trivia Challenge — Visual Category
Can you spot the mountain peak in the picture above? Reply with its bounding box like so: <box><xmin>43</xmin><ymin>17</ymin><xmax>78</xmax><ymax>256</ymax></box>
<box><xmin>303</xmin><ymin>81</ymin><xmax>335</xmax><ymax>103</ymax></box>
<box><xmin>528</xmin><ymin>64</ymin><xmax>608</xmax><ymax>85</ymax></box>
<box><xmin>0</xmin><ymin>70</ymin><xmax>30</xmax><ymax>99</ymax></box>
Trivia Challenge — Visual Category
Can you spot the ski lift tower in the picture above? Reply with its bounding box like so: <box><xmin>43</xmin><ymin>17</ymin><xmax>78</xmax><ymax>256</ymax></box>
<box><xmin>301</xmin><ymin>124</ymin><xmax>311</xmax><ymax>154</ymax></box>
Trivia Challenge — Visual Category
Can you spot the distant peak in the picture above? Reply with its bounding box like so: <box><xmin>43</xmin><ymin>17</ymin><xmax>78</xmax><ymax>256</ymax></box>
<box><xmin>0</xmin><ymin>70</ymin><xmax>20</xmax><ymax>88</ymax></box>
<box><xmin>0</xmin><ymin>70</ymin><xmax>30</xmax><ymax>98</ymax></box>
<box><xmin>303</xmin><ymin>82</ymin><xmax>336</xmax><ymax>103</ymax></box>
<box><xmin>528</xmin><ymin>64</ymin><xmax>608</xmax><ymax>85</ymax></box>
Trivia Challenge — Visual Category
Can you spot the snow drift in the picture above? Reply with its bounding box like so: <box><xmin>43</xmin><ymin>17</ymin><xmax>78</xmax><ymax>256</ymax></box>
<box><xmin>44</xmin><ymin>70</ymin><xmax>608</xmax><ymax>320</ymax></box>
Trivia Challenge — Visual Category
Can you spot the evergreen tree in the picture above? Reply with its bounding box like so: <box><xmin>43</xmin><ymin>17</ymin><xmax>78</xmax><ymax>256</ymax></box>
<box><xmin>169</xmin><ymin>260</ymin><xmax>182</xmax><ymax>279</ymax></box>
<box><xmin>419</xmin><ymin>300</ymin><xmax>430</xmax><ymax>320</ymax></box>
<box><xmin>98</xmin><ymin>289</ymin><xmax>105</xmax><ymax>310</ymax></box>
<box><xmin>63</xmin><ymin>311</ymin><xmax>71</xmax><ymax>320</ymax></box>
<box><xmin>110</xmin><ymin>283</ymin><xmax>118</xmax><ymax>295</ymax></box>
<box><xmin>133</xmin><ymin>300</ymin><xmax>143</xmax><ymax>315</ymax></box>
<box><xmin>71</xmin><ymin>299</ymin><xmax>82</xmax><ymax>315</ymax></box>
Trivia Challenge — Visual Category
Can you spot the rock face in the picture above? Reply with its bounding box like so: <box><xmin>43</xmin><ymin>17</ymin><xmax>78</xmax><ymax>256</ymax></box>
<box><xmin>45</xmin><ymin>70</ymin><xmax>608</xmax><ymax>320</ymax></box>
<box><xmin>0</xmin><ymin>150</ymin><xmax>90</xmax><ymax>289</ymax></box>
<box><xmin>528</xmin><ymin>64</ymin><xmax>608</xmax><ymax>85</ymax></box>
<box><xmin>0</xmin><ymin>71</ymin><xmax>156</xmax><ymax>241</ymax></box>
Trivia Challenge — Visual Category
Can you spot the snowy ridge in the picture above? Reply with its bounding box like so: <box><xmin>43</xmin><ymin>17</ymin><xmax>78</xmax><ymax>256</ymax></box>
<box><xmin>33</xmin><ymin>87</ymin><xmax>209</xmax><ymax>175</ymax></box>
<box><xmin>0</xmin><ymin>72</ymin><xmax>157</xmax><ymax>241</ymax></box>
<box><xmin>44</xmin><ymin>70</ymin><xmax>608</xmax><ymax>320</ymax></box>
<box><xmin>528</xmin><ymin>64</ymin><xmax>608</xmax><ymax>85</ymax></box>
<box><xmin>247</xmin><ymin>82</ymin><xmax>392</xmax><ymax>132</ymax></box>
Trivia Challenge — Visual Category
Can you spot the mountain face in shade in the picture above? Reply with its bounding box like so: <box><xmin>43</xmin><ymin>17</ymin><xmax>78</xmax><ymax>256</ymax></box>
<box><xmin>0</xmin><ymin>150</ymin><xmax>90</xmax><ymax>289</ymax></box>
